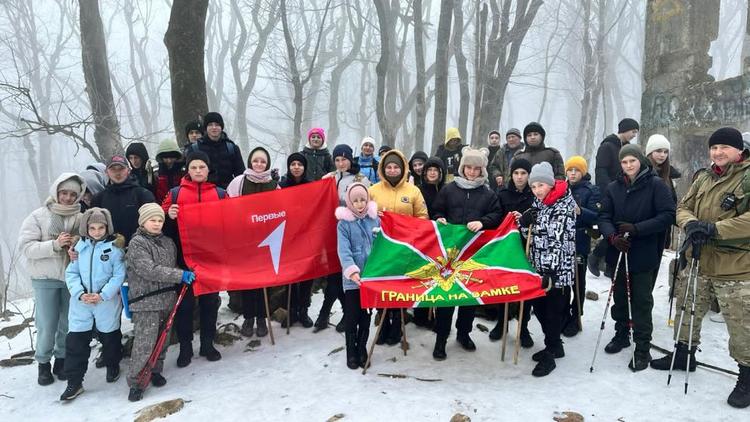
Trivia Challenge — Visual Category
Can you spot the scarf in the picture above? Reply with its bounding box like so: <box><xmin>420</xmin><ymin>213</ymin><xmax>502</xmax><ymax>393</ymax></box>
<box><xmin>244</xmin><ymin>168</ymin><xmax>272</xmax><ymax>183</ymax></box>
<box><xmin>45</xmin><ymin>197</ymin><xmax>81</xmax><ymax>238</ymax></box>
<box><xmin>453</xmin><ymin>176</ymin><xmax>487</xmax><ymax>190</ymax></box>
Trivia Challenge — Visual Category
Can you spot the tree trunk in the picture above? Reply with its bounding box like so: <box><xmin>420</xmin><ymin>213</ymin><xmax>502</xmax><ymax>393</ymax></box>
<box><xmin>452</xmin><ymin>0</ymin><xmax>470</xmax><ymax>143</ymax></box>
<box><xmin>413</xmin><ymin>0</ymin><xmax>427</xmax><ymax>152</ymax></box>
<box><xmin>374</xmin><ymin>0</ymin><xmax>395</xmax><ymax>146</ymax></box>
<box><xmin>79</xmin><ymin>0</ymin><xmax>122</xmax><ymax>158</ymax></box>
<box><xmin>431</xmin><ymin>0</ymin><xmax>453</xmax><ymax>153</ymax></box>
<box><xmin>164</xmin><ymin>0</ymin><xmax>209</xmax><ymax>145</ymax></box>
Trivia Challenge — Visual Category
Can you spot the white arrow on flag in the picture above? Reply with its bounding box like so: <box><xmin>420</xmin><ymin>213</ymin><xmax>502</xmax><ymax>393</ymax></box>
<box><xmin>258</xmin><ymin>220</ymin><xmax>286</xmax><ymax>275</ymax></box>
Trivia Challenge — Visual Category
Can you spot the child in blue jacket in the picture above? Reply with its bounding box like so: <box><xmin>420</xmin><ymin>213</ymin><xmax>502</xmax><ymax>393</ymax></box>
<box><xmin>60</xmin><ymin>207</ymin><xmax>126</xmax><ymax>401</ymax></box>
<box><xmin>336</xmin><ymin>182</ymin><xmax>380</xmax><ymax>369</ymax></box>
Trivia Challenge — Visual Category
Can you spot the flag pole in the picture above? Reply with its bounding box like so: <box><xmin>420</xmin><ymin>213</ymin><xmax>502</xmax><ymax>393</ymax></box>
<box><xmin>500</xmin><ymin>303</ymin><xmax>509</xmax><ymax>361</ymax></box>
<box><xmin>363</xmin><ymin>311</ymin><xmax>386</xmax><ymax>375</ymax></box>
<box><xmin>400</xmin><ymin>309</ymin><xmax>408</xmax><ymax>356</ymax></box>
<box><xmin>263</xmin><ymin>287</ymin><xmax>275</xmax><ymax>345</ymax></box>
<box><xmin>286</xmin><ymin>285</ymin><xmax>292</xmax><ymax>335</ymax></box>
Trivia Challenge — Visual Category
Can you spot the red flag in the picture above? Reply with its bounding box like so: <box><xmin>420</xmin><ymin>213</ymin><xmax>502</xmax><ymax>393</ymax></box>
<box><xmin>178</xmin><ymin>179</ymin><xmax>341</xmax><ymax>295</ymax></box>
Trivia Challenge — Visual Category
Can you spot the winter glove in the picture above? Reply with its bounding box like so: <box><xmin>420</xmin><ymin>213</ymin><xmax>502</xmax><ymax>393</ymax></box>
<box><xmin>617</xmin><ymin>222</ymin><xmax>638</xmax><ymax>237</ymax></box>
<box><xmin>181</xmin><ymin>271</ymin><xmax>196</xmax><ymax>285</ymax></box>
<box><xmin>684</xmin><ymin>220</ymin><xmax>717</xmax><ymax>240</ymax></box>
<box><xmin>519</xmin><ymin>208</ymin><xmax>539</xmax><ymax>227</ymax></box>
<box><xmin>609</xmin><ymin>234</ymin><xmax>631</xmax><ymax>253</ymax></box>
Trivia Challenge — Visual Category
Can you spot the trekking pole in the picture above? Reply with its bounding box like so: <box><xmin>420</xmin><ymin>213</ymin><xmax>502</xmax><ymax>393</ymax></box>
<box><xmin>668</xmin><ymin>257</ymin><xmax>697</xmax><ymax>386</ymax></box>
<box><xmin>513</xmin><ymin>301</ymin><xmax>525</xmax><ymax>365</ymax></box>
<box><xmin>684</xmin><ymin>259</ymin><xmax>701</xmax><ymax>395</ymax></box>
<box><xmin>589</xmin><ymin>250</ymin><xmax>624</xmax><ymax>373</ymax></box>
<box><xmin>286</xmin><ymin>284</ymin><xmax>292</xmax><ymax>335</ymax></box>
<box><xmin>263</xmin><ymin>287</ymin><xmax>275</xmax><ymax>345</ymax></box>
<box><xmin>668</xmin><ymin>230</ymin><xmax>681</xmax><ymax>327</ymax></box>
<box><xmin>136</xmin><ymin>284</ymin><xmax>188</xmax><ymax>390</ymax></box>
<box><xmin>574</xmin><ymin>256</ymin><xmax>583</xmax><ymax>331</ymax></box>
<box><xmin>500</xmin><ymin>303</ymin><xmax>509</xmax><ymax>362</ymax></box>
<box><xmin>624</xmin><ymin>253</ymin><xmax>636</xmax><ymax>371</ymax></box>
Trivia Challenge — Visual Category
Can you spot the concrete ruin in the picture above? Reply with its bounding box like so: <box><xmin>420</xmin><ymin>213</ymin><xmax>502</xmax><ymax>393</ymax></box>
<box><xmin>641</xmin><ymin>0</ymin><xmax>750</xmax><ymax>194</ymax></box>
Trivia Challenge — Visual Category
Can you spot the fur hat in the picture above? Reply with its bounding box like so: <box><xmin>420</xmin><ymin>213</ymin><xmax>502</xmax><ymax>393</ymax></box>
<box><xmin>565</xmin><ymin>156</ymin><xmax>589</xmax><ymax>175</ymax></box>
<box><xmin>618</xmin><ymin>118</ymin><xmax>639</xmax><ymax>134</ymax></box>
<box><xmin>529</xmin><ymin>162</ymin><xmax>555</xmax><ymax>187</ymax></box>
<box><xmin>79</xmin><ymin>207</ymin><xmax>114</xmax><ymax>237</ymax></box>
<box><xmin>203</xmin><ymin>112</ymin><xmax>224</xmax><ymax>129</ymax></box>
<box><xmin>138</xmin><ymin>203</ymin><xmax>165</xmax><ymax>227</ymax></box>
<box><xmin>458</xmin><ymin>147</ymin><xmax>489</xmax><ymax>180</ymax></box>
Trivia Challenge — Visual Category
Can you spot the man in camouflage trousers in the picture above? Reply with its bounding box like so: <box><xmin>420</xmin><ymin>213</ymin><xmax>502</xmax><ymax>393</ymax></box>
<box><xmin>650</xmin><ymin>127</ymin><xmax>750</xmax><ymax>409</ymax></box>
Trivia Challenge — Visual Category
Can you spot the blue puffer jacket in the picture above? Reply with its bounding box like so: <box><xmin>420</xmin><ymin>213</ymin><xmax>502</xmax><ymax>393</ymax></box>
<box><xmin>357</xmin><ymin>155</ymin><xmax>380</xmax><ymax>184</ymax></box>
<box><xmin>336</xmin><ymin>202</ymin><xmax>380</xmax><ymax>291</ymax></box>
<box><xmin>65</xmin><ymin>235</ymin><xmax>126</xmax><ymax>333</ymax></box>
<box><xmin>569</xmin><ymin>174</ymin><xmax>601</xmax><ymax>256</ymax></box>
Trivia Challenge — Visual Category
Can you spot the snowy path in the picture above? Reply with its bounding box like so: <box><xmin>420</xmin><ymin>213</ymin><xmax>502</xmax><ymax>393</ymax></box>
<box><xmin>0</xmin><ymin>254</ymin><xmax>742</xmax><ymax>421</ymax></box>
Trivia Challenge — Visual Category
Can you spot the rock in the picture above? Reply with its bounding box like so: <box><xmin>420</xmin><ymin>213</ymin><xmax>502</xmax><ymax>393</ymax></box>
<box><xmin>450</xmin><ymin>413</ymin><xmax>471</xmax><ymax>422</ymax></box>
<box><xmin>134</xmin><ymin>398</ymin><xmax>185</xmax><ymax>422</ymax></box>
<box><xmin>475</xmin><ymin>323</ymin><xmax>489</xmax><ymax>333</ymax></box>
<box><xmin>215</xmin><ymin>323</ymin><xmax>242</xmax><ymax>347</ymax></box>
<box><xmin>326</xmin><ymin>414</ymin><xmax>345</xmax><ymax>422</ymax></box>
<box><xmin>0</xmin><ymin>357</ymin><xmax>34</xmax><ymax>367</ymax></box>
<box><xmin>10</xmin><ymin>350</ymin><xmax>34</xmax><ymax>359</ymax></box>
<box><xmin>585</xmin><ymin>291</ymin><xmax>599</xmax><ymax>301</ymax></box>
<box><xmin>246</xmin><ymin>340</ymin><xmax>262</xmax><ymax>349</ymax></box>
<box><xmin>0</xmin><ymin>323</ymin><xmax>28</xmax><ymax>340</ymax></box>
<box><xmin>553</xmin><ymin>411</ymin><xmax>584</xmax><ymax>422</ymax></box>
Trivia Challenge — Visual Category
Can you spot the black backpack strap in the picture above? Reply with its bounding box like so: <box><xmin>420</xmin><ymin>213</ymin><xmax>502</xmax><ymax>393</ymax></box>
<box><xmin>170</xmin><ymin>186</ymin><xmax>182</xmax><ymax>204</ymax></box>
<box><xmin>216</xmin><ymin>187</ymin><xmax>227</xmax><ymax>199</ymax></box>
<box><xmin>127</xmin><ymin>285</ymin><xmax>179</xmax><ymax>305</ymax></box>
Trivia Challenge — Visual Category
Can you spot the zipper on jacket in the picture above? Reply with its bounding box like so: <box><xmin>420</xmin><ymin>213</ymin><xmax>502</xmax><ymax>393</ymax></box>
<box><xmin>88</xmin><ymin>240</ymin><xmax>97</xmax><ymax>294</ymax></box>
<box><xmin>198</xmin><ymin>182</ymin><xmax>202</xmax><ymax>202</ymax></box>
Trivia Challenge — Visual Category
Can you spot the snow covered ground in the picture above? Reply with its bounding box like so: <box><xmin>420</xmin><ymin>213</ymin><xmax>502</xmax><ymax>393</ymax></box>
<box><xmin>0</xmin><ymin>254</ymin><xmax>743</xmax><ymax>421</ymax></box>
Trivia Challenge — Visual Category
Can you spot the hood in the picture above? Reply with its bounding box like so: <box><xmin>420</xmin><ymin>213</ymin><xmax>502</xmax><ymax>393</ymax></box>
<box><xmin>79</xmin><ymin>169</ymin><xmax>106</xmax><ymax>196</ymax></box>
<box><xmin>423</xmin><ymin>156</ymin><xmax>446</xmax><ymax>187</ymax></box>
<box><xmin>335</xmin><ymin>201</ymin><xmax>379</xmax><ymax>222</ymax></box>
<box><xmin>377</xmin><ymin>149</ymin><xmax>409</xmax><ymax>187</ymax></box>
<box><xmin>49</xmin><ymin>172</ymin><xmax>86</xmax><ymax>204</ymax></box>
<box><xmin>78</xmin><ymin>207</ymin><xmax>115</xmax><ymax>237</ymax></box>
<box><xmin>445</xmin><ymin>127</ymin><xmax>462</xmax><ymax>144</ymax></box>
<box><xmin>155</xmin><ymin>138</ymin><xmax>183</xmax><ymax>161</ymax></box>
<box><xmin>86</xmin><ymin>162</ymin><xmax>107</xmax><ymax>174</ymax></box>
<box><xmin>542</xmin><ymin>179</ymin><xmax>570</xmax><ymax>206</ymax></box>
<box><xmin>125</xmin><ymin>142</ymin><xmax>149</xmax><ymax>161</ymax></box>
<box><xmin>408</xmin><ymin>151</ymin><xmax>428</xmax><ymax>176</ymax></box>
<box><xmin>248</xmin><ymin>146</ymin><xmax>272</xmax><ymax>171</ymax></box>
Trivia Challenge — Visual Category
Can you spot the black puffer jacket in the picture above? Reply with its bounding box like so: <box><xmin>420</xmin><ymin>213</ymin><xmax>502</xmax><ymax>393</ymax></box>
<box><xmin>418</xmin><ymin>157</ymin><xmax>446</xmax><ymax>219</ymax></box>
<box><xmin>126</xmin><ymin>142</ymin><xmax>155</xmax><ymax>193</ymax></box>
<box><xmin>91</xmin><ymin>176</ymin><xmax>155</xmax><ymax>243</ymax></box>
<box><xmin>431</xmin><ymin>181</ymin><xmax>502</xmax><ymax>229</ymax></box>
<box><xmin>599</xmin><ymin>168</ymin><xmax>676</xmax><ymax>273</ymax></box>
<box><xmin>187</xmin><ymin>133</ymin><xmax>245</xmax><ymax>189</ymax></box>
<box><xmin>569</xmin><ymin>174</ymin><xmax>601</xmax><ymax>256</ymax></box>
<box><xmin>497</xmin><ymin>181</ymin><xmax>534</xmax><ymax>217</ymax></box>
<box><xmin>595</xmin><ymin>134</ymin><xmax>625</xmax><ymax>195</ymax></box>
<box><xmin>301</xmin><ymin>146</ymin><xmax>334</xmax><ymax>181</ymax></box>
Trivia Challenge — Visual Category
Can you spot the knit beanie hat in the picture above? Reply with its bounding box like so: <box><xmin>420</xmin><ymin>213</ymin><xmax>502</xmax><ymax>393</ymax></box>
<box><xmin>510</xmin><ymin>158</ymin><xmax>532</xmax><ymax>174</ymax></box>
<box><xmin>378</xmin><ymin>145</ymin><xmax>392</xmax><ymax>155</ymax></box>
<box><xmin>79</xmin><ymin>207</ymin><xmax>114</xmax><ymax>237</ymax></box>
<box><xmin>708</xmin><ymin>127</ymin><xmax>744</xmax><ymax>151</ymax></box>
<box><xmin>381</xmin><ymin>151</ymin><xmax>404</xmax><ymax>186</ymax></box>
<box><xmin>565</xmin><ymin>156</ymin><xmax>588</xmax><ymax>175</ymax></box>
<box><xmin>523</xmin><ymin>122</ymin><xmax>546</xmax><ymax>140</ymax></box>
<box><xmin>618</xmin><ymin>118</ymin><xmax>639</xmax><ymax>134</ymax></box>
<box><xmin>184</xmin><ymin>120</ymin><xmax>202</xmax><ymax>137</ymax></box>
<box><xmin>529</xmin><ymin>162</ymin><xmax>555</xmax><ymax>187</ymax></box>
<box><xmin>345</xmin><ymin>182</ymin><xmax>370</xmax><ymax>218</ymax></box>
<box><xmin>57</xmin><ymin>177</ymin><xmax>83</xmax><ymax>195</ymax></box>
<box><xmin>488</xmin><ymin>130</ymin><xmax>501</xmax><ymax>139</ymax></box>
<box><xmin>645</xmin><ymin>134</ymin><xmax>670</xmax><ymax>156</ymax></box>
<box><xmin>248</xmin><ymin>147</ymin><xmax>271</xmax><ymax>171</ymax></box>
<box><xmin>186</xmin><ymin>151</ymin><xmax>211</xmax><ymax>169</ymax></box>
<box><xmin>619</xmin><ymin>144</ymin><xmax>649</xmax><ymax>170</ymax></box>
<box><xmin>287</xmin><ymin>152</ymin><xmax>307</xmax><ymax>168</ymax></box>
<box><xmin>458</xmin><ymin>147</ymin><xmax>489</xmax><ymax>179</ymax></box>
<box><xmin>361</xmin><ymin>136</ymin><xmax>376</xmax><ymax>150</ymax></box>
<box><xmin>138</xmin><ymin>203</ymin><xmax>165</xmax><ymax>227</ymax></box>
<box><xmin>506</xmin><ymin>128</ymin><xmax>522</xmax><ymax>139</ymax></box>
<box><xmin>307</xmin><ymin>127</ymin><xmax>326</xmax><ymax>143</ymax></box>
<box><xmin>332</xmin><ymin>144</ymin><xmax>354</xmax><ymax>164</ymax></box>
<box><xmin>203</xmin><ymin>112</ymin><xmax>224</xmax><ymax>129</ymax></box>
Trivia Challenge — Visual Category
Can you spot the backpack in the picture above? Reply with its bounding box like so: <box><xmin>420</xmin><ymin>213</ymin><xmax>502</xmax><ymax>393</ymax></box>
<box><xmin>170</xmin><ymin>185</ymin><xmax>227</xmax><ymax>204</ymax></box>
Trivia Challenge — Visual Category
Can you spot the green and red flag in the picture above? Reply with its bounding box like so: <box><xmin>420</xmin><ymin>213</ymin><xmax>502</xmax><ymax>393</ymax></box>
<box><xmin>359</xmin><ymin>212</ymin><xmax>545</xmax><ymax>308</ymax></box>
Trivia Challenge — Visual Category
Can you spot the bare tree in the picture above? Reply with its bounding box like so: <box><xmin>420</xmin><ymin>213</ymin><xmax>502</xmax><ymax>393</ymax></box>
<box><xmin>79</xmin><ymin>0</ymin><xmax>123</xmax><ymax>158</ymax></box>
<box><xmin>431</xmin><ymin>0</ymin><xmax>453</xmax><ymax>152</ymax></box>
<box><xmin>413</xmin><ymin>0</ymin><xmax>427</xmax><ymax>152</ymax></box>
<box><xmin>452</xmin><ymin>0</ymin><xmax>470</xmax><ymax>140</ymax></box>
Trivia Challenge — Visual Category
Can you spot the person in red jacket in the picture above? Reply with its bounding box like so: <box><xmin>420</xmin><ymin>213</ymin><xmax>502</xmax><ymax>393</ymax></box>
<box><xmin>161</xmin><ymin>151</ymin><xmax>226</xmax><ymax>367</ymax></box>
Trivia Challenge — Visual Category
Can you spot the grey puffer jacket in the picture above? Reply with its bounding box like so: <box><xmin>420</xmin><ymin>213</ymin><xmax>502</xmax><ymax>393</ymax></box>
<box><xmin>126</xmin><ymin>228</ymin><xmax>182</xmax><ymax>312</ymax></box>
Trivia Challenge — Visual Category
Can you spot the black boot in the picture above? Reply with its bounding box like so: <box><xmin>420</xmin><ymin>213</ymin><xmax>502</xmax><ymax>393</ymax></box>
<box><xmin>650</xmin><ymin>342</ymin><xmax>697</xmax><ymax>371</ymax></box>
<box><xmin>128</xmin><ymin>387</ymin><xmax>143</xmax><ymax>402</ymax></box>
<box><xmin>356</xmin><ymin>324</ymin><xmax>370</xmax><ymax>369</ymax></box>
<box><xmin>313</xmin><ymin>314</ymin><xmax>330</xmax><ymax>333</ymax></box>
<box><xmin>240</xmin><ymin>318</ymin><xmax>255</xmax><ymax>337</ymax></box>
<box><xmin>335</xmin><ymin>318</ymin><xmax>346</xmax><ymax>333</ymax></box>
<box><xmin>345</xmin><ymin>332</ymin><xmax>359</xmax><ymax>370</ymax></box>
<box><xmin>488</xmin><ymin>322</ymin><xmax>503</xmax><ymax>342</ymax></box>
<box><xmin>299</xmin><ymin>307</ymin><xmax>314</xmax><ymax>328</ymax></box>
<box><xmin>532</xmin><ymin>351</ymin><xmax>557</xmax><ymax>377</ymax></box>
<box><xmin>532</xmin><ymin>343</ymin><xmax>565</xmax><ymax>361</ymax></box>
<box><xmin>728</xmin><ymin>365</ymin><xmax>750</xmax><ymax>409</ymax></box>
<box><xmin>520</xmin><ymin>329</ymin><xmax>534</xmax><ymax>349</ymax></box>
<box><xmin>376</xmin><ymin>314</ymin><xmax>391</xmax><ymax>345</ymax></box>
<box><xmin>150</xmin><ymin>373</ymin><xmax>167</xmax><ymax>387</ymax></box>
<box><xmin>53</xmin><ymin>358</ymin><xmax>67</xmax><ymax>381</ymax></box>
<box><xmin>177</xmin><ymin>342</ymin><xmax>194</xmax><ymax>368</ymax></box>
<box><xmin>562</xmin><ymin>316</ymin><xmax>581</xmax><ymax>338</ymax></box>
<box><xmin>106</xmin><ymin>365</ymin><xmax>120</xmax><ymax>383</ymax></box>
<box><xmin>385</xmin><ymin>311</ymin><xmax>402</xmax><ymax>346</ymax></box>
<box><xmin>456</xmin><ymin>333</ymin><xmax>476</xmax><ymax>351</ymax></box>
<box><xmin>628</xmin><ymin>349</ymin><xmax>652</xmax><ymax>372</ymax></box>
<box><xmin>38</xmin><ymin>362</ymin><xmax>54</xmax><ymax>386</ymax></box>
<box><xmin>604</xmin><ymin>331</ymin><xmax>630</xmax><ymax>354</ymax></box>
<box><xmin>587</xmin><ymin>254</ymin><xmax>601</xmax><ymax>277</ymax></box>
<box><xmin>59</xmin><ymin>382</ymin><xmax>84</xmax><ymax>401</ymax></box>
<box><xmin>255</xmin><ymin>317</ymin><xmax>268</xmax><ymax>337</ymax></box>
<box><xmin>199</xmin><ymin>343</ymin><xmax>222</xmax><ymax>361</ymax></box>
<box><xmin>433</xmin><ymin>336</ymin><xmax>447</xmax><ymax>361</ymax></box>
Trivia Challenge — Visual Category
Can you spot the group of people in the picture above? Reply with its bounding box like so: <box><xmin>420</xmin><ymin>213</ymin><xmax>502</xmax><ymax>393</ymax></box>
<box><xmin>17</xmin><ymin>111</ymin><xmax>750</xmax><ymax>409</ymax></box>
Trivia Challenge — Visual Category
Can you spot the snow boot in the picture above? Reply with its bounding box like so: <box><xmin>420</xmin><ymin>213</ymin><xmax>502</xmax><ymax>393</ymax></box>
<box><xmin>562</xmin><ymin>316</ymin><xmax>581</xmax><ymax>338</ymax></box>
<box><xmin>177</xmin><ymin>342</ymin><xmax>193</xmax><ymax>368</ymax></box>
<box><xmin>456</xmin><ymin>333</ymin><xmax>476</xmax><ymax>351</ymax></box>
<box><xmin>255</xmin><ymin>317</ymin><xmax>269</xmax><ymax>337</ymax></box>
<box><xmin>151</xmin><ymin>373</ymin><xmax>167</xmax><ymax>387</ymax></box>
<box><xmin>313</xmin><ymin>314</ymin><xmax>330</xmax><ymax>333</ymax></box>
<box><xmin>199</xmin><ymin>343</ymin><xmax>222</xmax><ymax>362</ymax></box>
<box><xmin>240</xmin><ymin>318</ymin><xmax>254</xmax><ymax>337</ymax></box>
<box><xmin>604</xmin><ymin>331</ymin><xmax>630</xmax><ymax>354</ymax></box>
<box><xmin>628</xmin><ymin>349</ymin><xmax>652</xmax><ymax>372</ymax></box>
<box><xmin>531</xmin><ymin>351</ymin><xmax>557</xmax><ymax>377</ymax></box>
<box><xmin>299</xmin><ymin>307</ymin><xmax>314</xmax><ymax>328</ymax></box>
<box><xmin>433</xmin><ymin>336</ymin><xmax>447</xmax><ymax>361</ymax></box>
<box><xmin>385</xmin><ymin>311</ymin><xmax>402</xmax><ymax>346</ymax></box>
<box><xmin>335</xmin><ymin>318</ymin><xmax>346</xmax><ymax>333</ymax></box>
<box><xmin>532</xmin><ymin>343</ymin><xmax>565</xmax><ymax>361</ymax></box>
<box><xmin>106</xmin><ymin>365</ymin><xmax>120</xmax><ymax>383</ymax></box>
<box><xmin>520</xmin><ymin>329</ymin><xmax>534</xmax><ymax>349</ymax></box>
<box><xmin>728</xmin><ymin>365</ymin><xmax>750</xmax><ymax>408</ymax></box>
<box><xmin>53</xmin><ymin>358</ymin><xmax>67</xmax><ymax>381</ymax></box>
<box><xmin>650</xmin><ymin>342</ymin><xmax>696</xmax><ymax>371</ymax></box>
<box><xmin>587</xmin><ymin>254</ymin><xmax>601</xmax><ymax>277</ymax></box>
<box><xmin>488</xmin><ymin>322</ymin><xmax>503</xmax><ymax>341</ymax></box>
<box><xmin>345</xmin><ymin>332</ymin><xmax>359</xmax><ymax>370</ymax></box>
<box><xmin>38</xmin><ymin>362</ymin><xmax>54</xmax><ymax>386</ymax></box>
<box><xmin>128</xmin><ymin>387</ymin><xmax>143</xmax><ymax>402</ymax></box>
<box><xmin>59</xmin><ymin>382</ymin><xmax>84</xmax><ymax>401</ymax></box>
<box><xmin>356</xmin><ymin>324</ymin><xmax>370</xmax><ymax>369</ymax></box>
